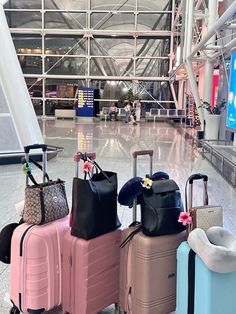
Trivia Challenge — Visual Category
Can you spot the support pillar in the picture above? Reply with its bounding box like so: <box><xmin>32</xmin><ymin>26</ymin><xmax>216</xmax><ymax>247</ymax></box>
<box><xmin>0</xmin><ymin>3</ymin><xmax>43</xmax><ymax>149</ymax></box>
<box><xmin>178</xmin><ymin>80</ymin><xmax>185</xmax><ymax>109</ymax></box>
<box><xmin>203</xmin><ymin>0</ymin><xmax>218</xmax><ymax>104</ymax></box>
<box><xmin>185</xmin><ymin>0</ymin><xmax>204</xmax><ymax>126</ymax></box>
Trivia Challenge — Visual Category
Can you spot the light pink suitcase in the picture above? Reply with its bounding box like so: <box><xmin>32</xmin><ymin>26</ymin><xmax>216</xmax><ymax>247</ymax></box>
<box><xmin>10</xmin><ymin>144</ymin><xmax>70</xmax><ymax>314</ymax></box>
<box><xmin>62</xmin><ymin>152</ymin><xmax>121</xmax><ymax>314</ymax></box>
<box><xmin>119</xmin><ymin>150</ymin><xmax>186</xmax><ymax>314</ymax></box>
<box><xmin>62</xmin><ymin>229</ymin><xmax>121</xmax><ymax>314</ymax></box>
<box><xmin>10</xmin><ymin>216</ymin><xmax>69</xmax><ymax>314</ymax></box>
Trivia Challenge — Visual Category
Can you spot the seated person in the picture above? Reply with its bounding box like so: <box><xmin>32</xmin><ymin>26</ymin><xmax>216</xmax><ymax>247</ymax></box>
<box><xmin>109</xmin><ymin>103</ymin><xmax>118</xmax><ymax>120</ymax></box>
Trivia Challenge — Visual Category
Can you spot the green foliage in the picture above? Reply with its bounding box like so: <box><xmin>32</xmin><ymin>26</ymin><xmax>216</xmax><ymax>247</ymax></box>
<box><xmin>119</xmin><ymin>88</ymin><xmax>140</xmax><ymax>106</ymax></box>
<box><xmin>199</xmin><ymin>99</ymin><xmax>227</xmax><ymax>115</ymax></box>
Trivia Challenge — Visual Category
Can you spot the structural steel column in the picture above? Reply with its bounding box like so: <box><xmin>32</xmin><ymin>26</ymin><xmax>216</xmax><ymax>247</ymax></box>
<box><xmin>179</xmin><ymin>0</ymin><xmax>186</xmax><ymax>64</ymax></box>
<box><xmin>178</xmin><ymin>80</ymin><xmax>185</xmax><ymax>109</ymax></box>
<box><xmin>42</xmin><ymin>0</ymin><xmax>46</xmax><ymax>117</ymax></box>
<box><xmin>185</xmin><ymin>0</ymin><xmax>204</xmax><ymax>125</ymax></box>
<box><xmin>0</xmin><ymin>3</ymin><xmax>43</xmax><ymax>146</ymax></box>
<box><xmin>203</xmin><ymin>0</ymin><xmax>218</xmax><ymax>104</ymax></box>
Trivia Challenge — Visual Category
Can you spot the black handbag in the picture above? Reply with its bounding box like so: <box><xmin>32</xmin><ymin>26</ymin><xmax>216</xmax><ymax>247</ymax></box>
<box><xmin>140</xmin><ymin>179</ymin><xmax>185</xmax><ymax>236</ymax></box>
<box><xmin>71</xmin><ymin>160</ymin><xmax>121</xmax><ymax>240</ymax></box>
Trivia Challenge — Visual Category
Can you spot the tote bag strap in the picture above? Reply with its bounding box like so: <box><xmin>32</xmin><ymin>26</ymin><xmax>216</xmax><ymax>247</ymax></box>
<box><xmin>22</xmin><ymin>157</ymin><xmax>50</xmax><ymax>186</ymax></box>
<box><xmin>80</xmin><ymin>152</ymin><xmax>112</xmax><ymax>183</ymax></box>
<box><xmin>92</xmin><ymin>160</ymin><xmax>112</xmax><ymax>183</ymax></box>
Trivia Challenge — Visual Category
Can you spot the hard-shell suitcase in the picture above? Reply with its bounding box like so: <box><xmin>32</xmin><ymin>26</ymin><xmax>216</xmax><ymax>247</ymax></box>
<box><xmin>185</xmin><ymin>173</ymin><xmax>223</xmax><ymax>234</ymax></box>
<box><xmin>62</xmin><ymin>152</ymin><xmax>121</xmax><ymax>314</ymax></box>
<box><xmin>176</xmin><ymin>241</ymin><xmax>236</xmax><ymax>314</ymax></box>
<box><xmin>62</xmin><ymin>229</ymin><xmax>121</xmax><ymax>314</ymax></box>
<box><xmin>9</xmin><ymin>144</ymin><xmax>70</xmax><ymax>314</ymax></box>
<box><xmin>10</xmin><ymin>216</ymin><xmax>69</xmax><ymax>313</ymax></box>
<box><xmin>119</xmin><ymin>227</ymin><xmax>185</xmax><ymax>314</ymax></box>
<box><xmin>119</xmin><ymin>150</ymin><xmax>186</xmax><ymax>314</ymax></box>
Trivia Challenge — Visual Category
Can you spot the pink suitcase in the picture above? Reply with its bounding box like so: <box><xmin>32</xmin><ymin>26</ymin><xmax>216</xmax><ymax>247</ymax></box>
<box><xmin>119</xmin><ymin>150</ymin><xmax>186</xmax><ymax>314</ymax></box>
<box><xmin>10</xmin><ymin>216</ymin><xmax>69</xmax><ymax>314</ymax></box>
<box><xmin>62</xmin><ymin>229</ymin><xmax>121</xmax><ymax>314</ymax></box>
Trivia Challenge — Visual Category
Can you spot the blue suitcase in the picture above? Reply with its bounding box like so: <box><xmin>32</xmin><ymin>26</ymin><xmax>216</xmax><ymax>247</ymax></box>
<box><xmin>176</xmin><ymin>241</ymin><xmax>236</xmax><ymax>314</ymax></box>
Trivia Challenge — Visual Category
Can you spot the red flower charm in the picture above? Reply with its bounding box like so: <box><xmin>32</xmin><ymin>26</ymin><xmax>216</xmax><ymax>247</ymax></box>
<box><xmin>178</xmin><ymin>212</ymin><xmax>192</xmax><ymax>226</ymax></box>
<box><xmin>83</xmin><ymin>161</ymin><xmax>93</xmax><ymax>173</ymax></box>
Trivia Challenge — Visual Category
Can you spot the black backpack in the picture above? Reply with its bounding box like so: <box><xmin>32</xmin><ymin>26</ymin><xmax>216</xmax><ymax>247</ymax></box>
<box><xmin>140</xmin><ymin>179</ymin><xmax>185</xmax><ymax>236</ymax></box>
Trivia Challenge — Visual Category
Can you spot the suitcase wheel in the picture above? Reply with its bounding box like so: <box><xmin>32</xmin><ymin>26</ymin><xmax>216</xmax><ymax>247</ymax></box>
<box><xmin>9</xmin><ymin>306</ymin><xmax>20</xmax><ymax>314</ymax></box>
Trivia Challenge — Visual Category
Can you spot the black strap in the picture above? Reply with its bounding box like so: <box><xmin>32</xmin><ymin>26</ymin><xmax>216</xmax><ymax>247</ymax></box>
<box><xmin>81</xmin><ymin>153</ymin><xmax>112</xmax><ymax>183</ymax></box>
<box><xmin>29</xmin><ymin>157</ymin><xmax>50</xmax><ymax>182</ymax></box>
<box><xmin>120</xmin><ymin>224</ymin><xmax>142</xmax><ymax>248</ymax></box>
<box><xmin>26</xmin><ymin>169</ymin><xmax>39</xmax><ymax>186</ymax></box>
<box><xmin>187</xmin><ymin>249</ymin><xmax>196</xmax><ymax>314</ymax></box>
<box><xmin>22</xmin><ymin>157</ymin><xmax>50</xmax><ymax>186</ymax></box>
<box><xmin>39</xmin><ymin>189</ymin><xmax>45</xmax><ymax>225</ymax></box>
<box><xmin>92</xmin><ymin>160</ymin><xmax>112</xmax><ymax>183</ymax></box>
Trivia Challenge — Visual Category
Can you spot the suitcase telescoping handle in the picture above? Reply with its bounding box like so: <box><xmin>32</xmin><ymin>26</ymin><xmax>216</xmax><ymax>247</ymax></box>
<box><xmin>186</xmin><ymin>173</ymin><xmax>208</xmax><ymax>211</ymax></box>
<box><xmin>132</xmin><ymin>150</ymin><xmax>154</xmax><ymax>221</ymax></box>
<box><xmin>132</xmin><ymin>150</ymin><xmax>153</xmax><ymax>177</ymax></box>
<box><xmin>24</xmin><ymin>144</ymin><xmax>47</xmax><ymax>153</ymax></box>
<box><xmin>24</xmin><ymin>144</ymin><xmax>48</xmax><ymax>186</ymax></box>
<box><xmin>74</xmin><ymin>152</ymin><xmax>96</xmax><ymax>177</ymax></box>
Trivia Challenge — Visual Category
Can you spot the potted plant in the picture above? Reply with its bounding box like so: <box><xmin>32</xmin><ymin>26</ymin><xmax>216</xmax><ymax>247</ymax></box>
<box><xmin>119</xmin><ymin>88</ymin><xmax>140</xmax><ymax>106</ymax></box>
<box><xmin>200</xmin><ymin>99</ymin><xmax>226</xmax><ymax>115</ymax></box>
<box><xmin>199</xmin><ymin>99</ymin><xmax>227</xmax><ymax>140</ymax></box>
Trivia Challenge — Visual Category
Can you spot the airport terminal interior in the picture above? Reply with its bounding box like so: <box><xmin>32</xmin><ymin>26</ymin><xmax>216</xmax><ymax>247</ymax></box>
<box><xmin>1</xmin><ymin>0</ymin><xmax>236</xmax><ymax>313</ymax></box>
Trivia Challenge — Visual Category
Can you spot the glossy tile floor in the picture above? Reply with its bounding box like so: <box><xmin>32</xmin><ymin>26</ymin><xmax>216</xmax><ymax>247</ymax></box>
<box><xmin>1</xmin><ymin>119</ymin><xmax>236</xmax><ymax>314</ymax></box>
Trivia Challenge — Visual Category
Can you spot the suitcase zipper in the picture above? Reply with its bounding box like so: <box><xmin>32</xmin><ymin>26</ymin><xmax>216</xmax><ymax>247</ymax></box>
<box><xmin>70</xmin><ymin>237</ymin><xmax>77</xmax><ymax>313</ymax></box>
<box><xmin>19</xmin><ymin>224</ymin><xmax>34</xmax><ymax>312</ymax></box>
<box><xmin>127</xmin><ymin>237</ymin><xmax>133</xmax><ymax>313</ymax></box>
<box><xmin>19</xmin><ymin>225</ymin><xmax>34</xmax><ymax>257</ymax></box>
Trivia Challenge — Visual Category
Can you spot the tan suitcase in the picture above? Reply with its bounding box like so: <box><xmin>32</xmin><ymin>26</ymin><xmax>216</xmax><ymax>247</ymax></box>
<box><xmin>119</xmin><ymin>226</ymin><xmax>186</xmax><ymax>314</ymax></box>
<box><xmin>119</xmin><ymin>150</ymin><xmax>186</xmax><ymax>314</ymax></box>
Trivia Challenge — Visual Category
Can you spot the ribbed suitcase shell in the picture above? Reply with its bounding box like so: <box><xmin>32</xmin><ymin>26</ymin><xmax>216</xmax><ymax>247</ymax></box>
<box><xmin>62</xmin><ymin>229</ymin><xmax>121</xmax><ymax>314</ymax></box>
<box><xmin>176</xmin><ymin>241</ymin><xmax>236</xmax><ymax>314</ymax></box>
<box><xmin>119</xmin><ymin>228</ymin><xmax>186</xmax><ymax>314</ymax></box>
<box><xmin>10</xmin><ymin>216</ymin><xmax>69</xmax><ymax>313</ymax></box>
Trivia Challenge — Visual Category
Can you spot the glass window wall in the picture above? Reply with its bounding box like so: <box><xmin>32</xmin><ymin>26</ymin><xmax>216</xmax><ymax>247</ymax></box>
<box><xmin>4</xmin><ymin>0</ymin><xmax>174</xmax><ymax>116</ymax></box>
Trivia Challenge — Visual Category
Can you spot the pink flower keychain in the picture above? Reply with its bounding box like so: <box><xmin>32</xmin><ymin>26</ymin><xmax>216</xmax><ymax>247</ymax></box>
<box><xmin>83</xmin><ymin>161</ymin><xmax>93</xmax><ymax>173</ymax></box>
<box><xmin>178</xmin><ymin>212</ymin><xmax>192</xmax><ymax>226</ymax></box>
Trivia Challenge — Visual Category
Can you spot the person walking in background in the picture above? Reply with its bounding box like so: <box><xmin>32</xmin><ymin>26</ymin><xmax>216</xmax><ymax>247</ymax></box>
<box><xmin>124</xmin><ymin>101</ymin><xmax>131</xmax><ymax>123</ymax></box>
<box><xmin>134</xmin><ymin>98</ymin><xmax>141</xmax><ymax>122</ymax></box>
<box><xmin>124</xmin><ymin>101</ymin><xmax>137</xmax><ymax>125</ymax></box>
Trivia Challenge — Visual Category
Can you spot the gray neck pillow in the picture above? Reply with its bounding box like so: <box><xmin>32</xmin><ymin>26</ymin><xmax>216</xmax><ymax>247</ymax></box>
<box><xmin>188</xmin><ymin>227</ymin><xmax>236</xmax><ymax>273</ymax></box>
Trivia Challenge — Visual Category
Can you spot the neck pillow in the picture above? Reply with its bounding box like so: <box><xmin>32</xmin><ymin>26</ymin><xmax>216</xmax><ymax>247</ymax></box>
<box><xmin>188</xmin><ymin>227</ymin><xmax>236</xmax><ymax>273</ymax></box>
<box><xmin>118</xmin><ymin>171</ymin><xmax>169</xmax><ymax>208</ymax></box>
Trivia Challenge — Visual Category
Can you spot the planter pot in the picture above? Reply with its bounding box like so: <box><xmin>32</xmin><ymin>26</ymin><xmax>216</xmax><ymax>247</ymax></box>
<box><xmin>204</xmin><ymin>114</ymin><xmax>221</xmax><ymax>140</ymax></box>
